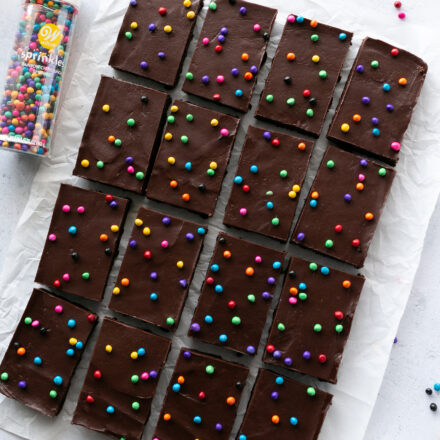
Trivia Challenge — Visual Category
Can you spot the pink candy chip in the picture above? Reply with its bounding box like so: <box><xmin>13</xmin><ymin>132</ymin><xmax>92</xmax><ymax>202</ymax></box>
<box><xmin>255</xmin><ymin>256</ymin><xmax>262</xmax><ymax>264</ymax></box>
<box><xmin>54</xmin><ymin>305</ymin><xmax>63</xmax><ymax>314</ymax></box>
<box><xmin>141</xmin><ymin>372</ymin><xmax>149</xmax><ymax>380</ymax></box>
<box><xmin>48</xmin><ymin>233</ymin><xmax>56</xmax><ymax>242</ymax></box>
<box><xmin>239</xmin><ymin>208</ymin><xmax>247</xmax><ymax>216</ymax></box>
<box><xmin>398</xmin><ymin>12</ymin><xmax>406</xmax><ymax>19</ymax></box>
<box><xmin>202</xmin><ymin>37</ymin><xmax>209</xmax><ymax>45</ymax></box>
<box><xmin>77</xmin><ymin>206</ymin><xmax>85</xmax><ymax>214</ymax></box>
<box><xmin>289</xmin><ymin>296</ymin><xmax>298</xmax><ymax>305</ymax></box>
<box><xmin>287</xmin><ymin>14</ymin><xmax>296</xmax><ymax>23</ymax></box>
<box><xmin>220</xmin><ymin>128</ymin><xmax>229</xmax><ymax>137</ymax></box>
<box><xmin>62</xmin><ymin>204</ymin><xmax>71</xmax><ymax>212</ymax></box>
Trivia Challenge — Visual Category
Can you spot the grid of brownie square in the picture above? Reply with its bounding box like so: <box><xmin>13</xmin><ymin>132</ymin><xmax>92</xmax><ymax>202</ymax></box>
<box><xmin>237</xmin><ymin>368</ymin><xmax>332</xmax><ymax>440</ymax></box>
<box><xmin>256</xmin><ymin>15</ymin><xmax>352</xmax><ymax>137</ymax></box>
<box><xmin>264</xmin><ymin>257</ymin><xmax>365</xmax><ymax>384</ymax></box>
<box><xmin>109</xmin><ymin>207</ymin><xmax>207</xmax><ymax>331</ymax></box>
<box><xmin>35</xmin><ymin>184</ymin><xmax>130</xmax><ymax>301</ymax></box>
<box><xmin>223</xmin><ymin>125</ymin><xmax>314</xmax><ymax>241</ymax></box>
<box><xmin>0</xmin><ymin>289</ymin><xmax>97</xmax><ymax>417</ymax></box>
<box><xmin>146</xmin><ymin>100</ymin><xmax>240</xmax><ymax>216</ymax></box>
<box><xmin>182</xmin><ymin>0</ymin><xmax>277</xmax><ymax>112</ymax></box>
<box><xmin>153</xmin><ymin>348</ymin><xmax>249</xmax><ymax>440</ymax></box>
<box><xmin>327</xmin><ymin>37</ymin><xmax>427</xmax><ymax>165</ymax></box>
<box><xmin>292</xmin><ymin>145</ymin><xmax>395</xmax><ymax>268</ymax></box>
<box><xmin>109</xmin><ymin>0</ymin><xmax>203</xmax><ymax>87</ymax></box>
<box><xmin>73</xmin><ymin>76</ymin><xmax>169</xmax><ymax>194</ymax></box>
<box><xmin>189</xmin><ymin>232</ymin><xmax>286</xmax><ymax>355</ymax></box>
<box><xmin>72</xmin><ymin>318</ymin><xmax>171</xmax><ymax>440</ymax></box>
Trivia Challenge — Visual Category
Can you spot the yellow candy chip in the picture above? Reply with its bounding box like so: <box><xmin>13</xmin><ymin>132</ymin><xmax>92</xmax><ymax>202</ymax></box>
<box><xmin>130</xmin><ymin>351</ymin><xmax>138</xmax><ymax>360</ymax></box>
<box><xmin>105</xmin><ymin>345</ymin><xmax>113</xmax><ymax>353</ymax></box>
<box><xmin>312</xmin><ymin>55</ymin><xmax>320</xmax><ymax>63</ymax></box>
<box><xmin>187</xmin><ymin>11</ymin><xmax>195</xmax><ymax>19</ymax></box>
<box><xmin>81</xmin><ymin>159</ymin><xmax>90</xmax><ymax>168</ymax></box>
<box><xmin>69</xmin><ymin>338</ymin><xmax>77</xmax><ymax>346</ymax></box>
<box><xmin>168</xmin><ymin>156</ymin><xmax>176</xmax><ymax>165</ymax></box>
<box><xmin>164</xmin><ymin>25</ymin><xmax>172</xmax><ymax>33</ymax></box>
<box><xmin>112</xmin><ymin>287</ymin><xmax>120</xmax><ymax>295</ymax></box>
<box><xmin>292</xmin><ymin>184</ymin><xmax>301</xmax><ymax>192</ymax></box>
<box><xmin>143</xmin><ymin>227</ymin><xmax>151</xmax><ymax>236</ymax></box>
<box><xmin>183</xmin><ymin>0</ymin><xmax>191</xmax><ymax>6</ymax></box>
<box><xmin>130</xmin><ymin>22</ymin><xmax>138</xmax><ymax>29</ymax></box>
<box><xmin>134</xmin><ymin>218</ymin><xmax>143</xmax><ymax>227</ymax></box>
<box><xmin>164</xmin><ymin>132</ymin><xmax>173</xmax><ymax>141</ymax></box>
<box><xmin>288</xmin><ymin>191</ymin><xmax>297</xmax><ymax>199</ymax></box>
<box><xmin>209</xmin><ymin>161</ymin><xmax>218</xmax><ymax>170</ymax></box>
<box><xmin>170</xmin><ymin>105</ymin><xmax>179</xmax><ymax>113</ymax></box>
<box><xmin>176</xmin><ymin>261</ymin><xmax>184</xmax><ymax>269</ymax></box>
<box><xmin>210</xmin><ymin>118</ymin><xmax>219</xmax><ymax>127</ymax></box>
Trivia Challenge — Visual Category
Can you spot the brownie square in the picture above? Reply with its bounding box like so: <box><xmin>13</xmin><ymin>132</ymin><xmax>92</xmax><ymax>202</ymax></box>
<box><xmin>146</xmin><ymin>100</ymin><xmax>240</xmax><ymax>216</ymax></box>
<box><xmin>0</xmin><ymin>289</ymin><xmax>98</xmax><ymax>417</ymax></box>
<box><xmin>73</xmin><ymin>76</ymin><xmax>169</xmax><ymax>194</ymax></box>
<box><xmin>292</xmin><ymin>145</ymin><xmax>395</xmax><ymax>268</ymax></box>
<box><xmin>237</xmin><ymin>368</ymin><xmax>332</xmax><ymax>440</ymax></box>
<box><xmin>255</xmin><ymin>15</ymin><xmax>353</xmax><ymax>137</ymax></box>
<box><xmin>109</xmin><ymin>0</ymin><xmax>203</xmax><ymax>87</ymax></box>
<box><xmin>327</xmin><ymin>37</ymin><xmax>427</xmax><ymax>165</ymax></box>
<box><xmin>182</xmin><ymin>0</ymin><xmax>277</xmax><ymax>112</ymax></box>
<box><xmin>153</xmin><ymin>348</ymin><xmax>249</xmax><ymax>440</ymax></box>
<box><xmin>109</xmin><ymin>207</ymin><xmax>207</xmax><ymax>331</ymax></box>
<box><xmin>35</xmin><ymin>184</ymin><xmax>130</xmax><ymax>301</ymax></box>
<box><xmin>264</xmin><ymin>257</ymin><xmax>365</xmax><ymax>383</ymax></box>
<box><xmin>223</xmin><ymin>125</ymin><xmax>314</xmax><ymax>241</ymax></box>
<box><xmin>72</xmin><ymin>317</ymin><xmax>171</xmax><ymax>440</ymax></box>
<box><xmin>189</xmin><ymin>232</ymin><xmax>286</xmax><ymax>355</ymax></box>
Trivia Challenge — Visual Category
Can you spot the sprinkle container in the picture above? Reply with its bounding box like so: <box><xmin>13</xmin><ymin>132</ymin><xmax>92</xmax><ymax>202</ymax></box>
<box><xmin>0</xmin><ymin>0</ymin><xmax>80</xmax><ymax>157</ymax></box>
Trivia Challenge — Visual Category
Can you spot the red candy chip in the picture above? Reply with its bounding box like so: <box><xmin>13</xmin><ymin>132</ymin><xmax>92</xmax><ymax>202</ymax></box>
<box><xmin>394</xmin><ymin>1</ymin><xmax>402</xmax><ymax>8</ymax></box>
<box><xmin>213</xmin><ymin>93</ymin><xmax>221</xmax><ymax>101</ymax></box>
<box><xmin>215</xmin><ymin>45</ymin><xmax>223</xmax><ymax>53</ymax></box>
<box><xmin>352</xmin><ymin>238</ymin><xmax>360</xmax><ymax>248</ymax></box>
<box><xmin>272</xmin><ymin>138</ymin><xmax>280</xmax><ymax>147</ymax></box>
<box><xmin>266</xmin><ymin>344</ymin><xmax>275</xmax><ymax>353</ymax></box>
<box><xmin>105</xmin><ymin>194</ymin><xmax>113</xmax><ymax>202</ymax></box>
<box><xmin>86</xmin><ymin>395</ymin><xmax>94</xmax><ymax>403</ymax></box>
<box><xmin>334</xmin><ymin>311</ymin><xmax>344</xmax><ymax>320</ymax></box>
<box><xmin>158</xmin><ymin>6</ymin><xmax>167</xmax><ymax>15</ymax></box>
<box><xmin>53</xmin><ymin>280</ymin><xmax>61</xmax><ymax>287</ymax></box>
<box><xmin>318</xmin><ymin>354</ymin><xmax>327</xmax><ymax>363</ymax></box>
<box><xmin>198</xmin><ymin>391</ymin><xmax>206</xmax><ymax>400</ymax></box>
<box><xmin>302</xmin><ymin>89</ymin><xmax>311</xmax><ymax>98</ymax></box>
<box><xmin>334</xmin><ymin>224</ymin><xmax>343</xmax><ymax>233</ymax></box>
<box><xmin>93</xmin><ymin>370</ymin><xmax>102</xmax><ymax>380</ymax></box>
<box><xmin>206</xmin><ymin>276</ymin><xmax>214</xmax><ymax>285</ymax></box>
<box><xmin>242</xmin><ymin>184</ymin><xmax>250</xmax><ymax>192</ymax></box>
<box><xmin>144</xmin><ymin>250</ymin><xmax>152</xmax><ymax>259</ymax></box>
<box><xmin>227</xmin><ymin>300</ymin><xmax>236</xmax><ymax>309</ymax></box>
<box><xmin>391</xmin><ymin>48</ymin><xmax>399</xmax><ymax>57</ymax></box>
<box><xmin>87</xmin><ymin>314</ymin><xmax>96</xmax><ymax>323</ymax></box>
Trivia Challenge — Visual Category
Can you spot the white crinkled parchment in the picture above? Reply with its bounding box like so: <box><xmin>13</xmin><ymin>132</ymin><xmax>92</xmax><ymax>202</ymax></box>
<box><xmin>0</xmin><ymin>0</ymin><xmax>439</xmax><ymax>439</ymax></box>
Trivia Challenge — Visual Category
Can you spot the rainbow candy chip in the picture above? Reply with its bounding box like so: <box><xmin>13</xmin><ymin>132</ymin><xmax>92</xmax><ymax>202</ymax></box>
<box><xmin>0</xmin><ymin>0</ymin><xmax>78</xmax><ymax>157</ymax></box>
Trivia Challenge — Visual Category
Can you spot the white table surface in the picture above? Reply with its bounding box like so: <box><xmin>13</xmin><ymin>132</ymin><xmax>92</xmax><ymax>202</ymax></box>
<box><xmin>0</xmin><ymin>1</ymin><xmax>439</xmax><ymax>439</ymax></box>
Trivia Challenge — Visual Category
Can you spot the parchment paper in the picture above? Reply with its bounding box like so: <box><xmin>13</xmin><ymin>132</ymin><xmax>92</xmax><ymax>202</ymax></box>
<box><xmin>0</xmin><ymin>0</ymin><xmax>439</xmax><ymax>439</ymax></box>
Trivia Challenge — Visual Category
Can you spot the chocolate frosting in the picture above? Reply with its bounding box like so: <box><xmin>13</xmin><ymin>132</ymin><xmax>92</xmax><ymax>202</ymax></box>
<box><xmin>146</xmin><ymin>100</ymin><xmax>240</xmax><ymax>216</ymax></box>
<box><xmin>237</xmin><ymin>368</ymin><xmax>332</xmax><ymax>440</ymax></box>
<box><xmin>73</xmin><ymin>76</ymin><xmax>169</xmax><ymax>194</ymax></box>
<box><xmin>292</xmin><ymin>145</ymin><xmax>395</xmax><ymax>268</ymax></box>
<box><xmin>0</xmin><ymin>289</ymin><xmax>98</xmax><ymax>417</ymax></box>
<box><xmin>223</xmin><ymin>125</ymin><xmax>314</xmax><ymax>241</ymax></box>
<box><xmin>109</xmin><ymin>207</ymin><xmax>206</xmax><ymax>330</ymax></box>
<box><xmin>189</xmin><ymin>232</ymin><xmax>286</xmax><ymax>355</ymax></box>
<box><xmin>327</xmin><ymin>37</ymin><xmax>427</xmax><ymax>165</ymax></box>
<box><xmin>35</xmin><ymin>184</ymin><xmax>130</xmax><ymax>301</ymax></box>
<box><xmin>182</xmin><ymin>0</ymin><xmax>277</xmax><ymax>112</ymax></box>
<box><xmin>255</xmin><ymin>15</ymin><xmax>352</xmax><ymax>137</ymax></box>
<box><xmin>154</xmin><ymin>348</ymin><xmax>249</xmax><ymax>440</ymax></box>
<box><xmin>264</xmin><ymin>257</ymin><xmax>365</xmax><ymax>384</ymax></box>
<box><xmin>72</xmin><ymin>317</ymin><xmax>171</xmax><ymax>440</ymax></box>
<box><xmin>109</xmin><ymin>0</ymin><xmax>203</xmax><ymax>87</ymax></box>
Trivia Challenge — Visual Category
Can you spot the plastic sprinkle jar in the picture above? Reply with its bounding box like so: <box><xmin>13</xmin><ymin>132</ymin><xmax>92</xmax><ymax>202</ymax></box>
<box><xmin>0</xmin><ymin>0</ymin><xmax>80</xmax><ymax>157</ymax></box>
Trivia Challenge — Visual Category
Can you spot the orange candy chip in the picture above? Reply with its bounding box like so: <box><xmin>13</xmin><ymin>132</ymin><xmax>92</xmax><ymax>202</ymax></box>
<box><xmin>245</xmin><ymin>266</ymin><xmax>255</xmax><ymax>276</ymax></box>
<box><xmin>342</xmin><ymin>280</ymin><xmax>351</xmax><ymax>289</ymax></box>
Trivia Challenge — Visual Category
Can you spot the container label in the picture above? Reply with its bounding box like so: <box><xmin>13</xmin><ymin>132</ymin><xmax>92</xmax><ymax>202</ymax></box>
<box><xmin>38</xmin><ymin>23</ymin><xmax>62</xmax><ymax>50</ymax></box>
